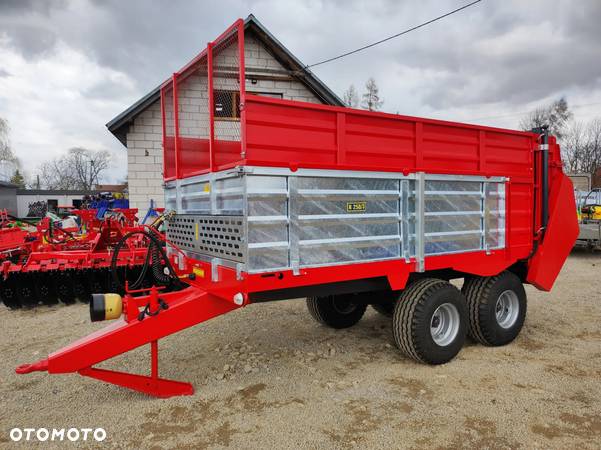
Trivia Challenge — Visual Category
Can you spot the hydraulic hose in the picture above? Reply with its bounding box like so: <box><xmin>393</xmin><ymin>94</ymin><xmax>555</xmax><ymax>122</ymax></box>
<box><xmin>110</xmin><ymin>229</ymin><xmax>183</xmax><ymax>293</ymax></box>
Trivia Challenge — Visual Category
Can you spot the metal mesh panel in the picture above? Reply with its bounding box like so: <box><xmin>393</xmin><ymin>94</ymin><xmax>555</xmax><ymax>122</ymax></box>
<box><xmin>167</xmin><ymin>215</ymin><xmax>245</xmax><ymax>262</ymax></box>
<box><xmin>211</xmin><ymin>30</ymin><xmax>242</xmax><ymax>165</ymax></box>
<box><xmin>177</xmin><ymin>57</ymin><xmax>210</xmax><ymax>175</ymax></box>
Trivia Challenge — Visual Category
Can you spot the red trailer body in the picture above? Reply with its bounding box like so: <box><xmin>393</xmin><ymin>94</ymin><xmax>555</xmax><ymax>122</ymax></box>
<box><xmin>17</xmin><ymin>19</ymin><xmax>578</xmax><ymax>398</ymax></box>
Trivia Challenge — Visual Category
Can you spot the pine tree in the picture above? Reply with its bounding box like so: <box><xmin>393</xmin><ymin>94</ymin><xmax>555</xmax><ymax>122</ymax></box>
<box><xmin>10</xmin><ymin>169</ymin><xmax>25</xmax><ymax>188</ymax></box>
<box><xmin>361</xmin><ymin>77</ymin><xmax>384</xmax><ymax>111</ymax></box>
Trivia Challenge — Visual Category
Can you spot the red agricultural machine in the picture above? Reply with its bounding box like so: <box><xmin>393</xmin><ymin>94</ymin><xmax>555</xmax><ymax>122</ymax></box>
<box><xmin>0</xmin><ymin>208</ymin><xmax>171</xmax><ymax>308</ymax></box>
<box><xmin>17</xmin><ymin>19</ymin><xmax>578</xmax><ymax>398</ymax></box>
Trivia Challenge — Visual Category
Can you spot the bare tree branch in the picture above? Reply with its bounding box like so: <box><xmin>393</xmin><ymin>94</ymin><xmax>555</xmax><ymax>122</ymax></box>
<box><xmin>36</xmin><ymin>148</ymin><xmax>111</xmax><ymax>190</ymax></box>
<box><xmin>519</xmin><ymin>97</ymin><xmax>572</xmax><ymax>139</ymax></box>
<box><xmin>342</xmin><ymin>84</ymin><xmax>359</xmax><ymax>108</ymax></box>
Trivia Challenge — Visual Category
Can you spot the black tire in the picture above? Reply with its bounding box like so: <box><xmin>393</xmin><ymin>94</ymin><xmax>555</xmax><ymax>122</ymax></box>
<box><xmin>392</xmin><ymin>278</ymin><xmax>467</xmax><ymax>365</ymax></box>
<box><xmin>462</xmin><ymin>271</ymin><xmax>527</xmax><ymax>346</ymax></box>
<box><xmin>306</xmin><ymin>294</ymin><xmax>367</xmax><ymax>329</ymax></box>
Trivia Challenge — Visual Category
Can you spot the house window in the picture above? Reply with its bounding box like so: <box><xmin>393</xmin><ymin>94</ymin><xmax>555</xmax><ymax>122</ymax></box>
<box><xmin>213</xmin><ymin>91</ymin><xmax>283</xmax><ymax>120</ymax></box>
<box><xmin>214</xmin><ymin>91</ymin><xmax>240</xmax><ymax>120</ymax></box>
<box><xmin>249</xmin><ymin>92</ymin><xmax>283</xmax><ymax>99</ymax></box>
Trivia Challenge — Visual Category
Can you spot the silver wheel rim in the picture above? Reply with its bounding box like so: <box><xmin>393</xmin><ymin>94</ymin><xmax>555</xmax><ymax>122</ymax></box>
<box><xmin>430</xmin><ymin>303</ymin><xmax>460</xmax><ymax>346</ymax></box>
<box><xmin>495</xmin><ymin>290</ymin><xmax>519</xmax><ymax>329</ymax></box>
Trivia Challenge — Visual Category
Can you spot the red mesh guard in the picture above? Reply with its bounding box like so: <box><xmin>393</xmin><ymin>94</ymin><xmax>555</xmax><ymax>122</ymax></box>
<box><xmin>211</xmin><ymin>27</ymin><xmax>244</xmax><ymax>167</ymax></box>
<box><xmin>161</xmin><ymin>19</ymin><xmax>245</xmax><ymax>181</ymax></box>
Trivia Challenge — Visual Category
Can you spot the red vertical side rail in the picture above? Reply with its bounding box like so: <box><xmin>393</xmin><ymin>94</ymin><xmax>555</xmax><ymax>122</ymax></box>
<box><xmin>172</xmin><ymin>73</ymin><xmax>180</xmax><ymax>179</ymax></box>
<box><xmin>160</xmin><ymin>86</ymin><xmax>167</xmax><ymax>181</ymax></box>
<box><xmin>237</xmin><ymin>19</ymin><xmax>246</xmax><ymax>160</ymax></box>
<box><xmin>207</xmin><ymin>42</ymin><xmax>215</xmax><ymax>171</ymax></box>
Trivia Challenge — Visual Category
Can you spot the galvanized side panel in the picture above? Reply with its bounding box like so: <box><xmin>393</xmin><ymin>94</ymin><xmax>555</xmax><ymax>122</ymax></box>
<box><xmin>294</xmin><ymin>176</ymin><xmax>402</xmax><ymax>268</ymax></box>
<box><xmin>166</xmin><ymin>214</ymin><xmax>246</xmax><ymax>263</ymax></box>
<box><xmin>246</xmin><ymin>175</ymin><xmax>290</xmax><ymax>271</ymax></box>
<box><xmin>165</xmin><ymin>168</ymin><xmax>507</xmax><ymax>274</ymax></box>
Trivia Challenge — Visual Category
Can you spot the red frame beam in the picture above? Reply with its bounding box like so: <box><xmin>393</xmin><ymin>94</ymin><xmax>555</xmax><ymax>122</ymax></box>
<box><xmin>17</xmin><ymin>286</ymin><xmax>240</xmax><ymax>398</ymax></box>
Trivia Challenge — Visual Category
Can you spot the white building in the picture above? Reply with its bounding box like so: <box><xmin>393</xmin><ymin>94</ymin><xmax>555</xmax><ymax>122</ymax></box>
<box><xmin>106</xmin><ymin>15</ymin><xmax>343</xmax><ymax>211</ymax></box>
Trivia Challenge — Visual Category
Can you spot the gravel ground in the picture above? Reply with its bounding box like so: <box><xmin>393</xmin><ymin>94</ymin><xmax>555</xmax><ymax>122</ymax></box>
<box><xmin>0</xmin><ymin>250</ymin><xmax>600</xmax><ymax>449</ymax></box>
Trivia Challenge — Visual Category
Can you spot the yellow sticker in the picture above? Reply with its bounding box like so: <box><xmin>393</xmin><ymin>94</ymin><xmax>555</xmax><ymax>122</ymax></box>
<box><xmin>346</xmin><ymin>201</ymin><xmax>367</xmax><ymax>213</ymax></box>
<box><xmin>203</xmin><ymin>183</ymin><xmax>211</xmax><ymax>192</ymax></box>
<box><xmin>193</xmin><ymin>267</ymin><xmax>205</xmax><ymax>278</ymax></box>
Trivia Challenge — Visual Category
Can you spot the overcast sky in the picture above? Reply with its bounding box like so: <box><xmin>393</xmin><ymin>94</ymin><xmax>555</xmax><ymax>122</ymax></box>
<box><xmin>1</xmin><ymin>0</ymin><xmax>600</xmax><ymax>183</ymax></box>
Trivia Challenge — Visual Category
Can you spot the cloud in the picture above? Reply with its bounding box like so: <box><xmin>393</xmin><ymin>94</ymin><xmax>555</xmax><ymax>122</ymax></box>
<box><xmin>0</xmin><ymin>36</ymin><xmax>135</xmax><ymax>182</ymax></box>
<box><xmin>0</xmin><ymin>0</ymin><xmax>600</xmax><ymax>184</ymax></box>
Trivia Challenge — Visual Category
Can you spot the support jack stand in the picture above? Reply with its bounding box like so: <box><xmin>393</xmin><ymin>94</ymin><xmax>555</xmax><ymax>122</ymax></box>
<box><xmin>79</xmin><ymin>341</ymin><xmax>193</xmax><ymax>398</ymax></box>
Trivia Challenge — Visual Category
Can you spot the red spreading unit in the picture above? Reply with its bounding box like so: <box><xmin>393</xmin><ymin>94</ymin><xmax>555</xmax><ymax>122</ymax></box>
<box><xmin>17</xmin><ymin>19</ymin><xmax>578</xmax><ymax>398</ymax></box>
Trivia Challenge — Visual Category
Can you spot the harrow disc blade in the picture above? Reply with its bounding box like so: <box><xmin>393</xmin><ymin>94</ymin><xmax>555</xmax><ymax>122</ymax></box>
<box><xmin>89</xmin><ymin>271</ymin><xmax>104</xmax><ymax>295</ymax></box>
<box><xmin>36</xmin><ymin>275</ymin><xmax>58</xmax><ymax>306</ymax></box>
<box><xmin>55</xmin><ymin>273</ymin><xmax>76</xmax><ymax>305</ymax></box>
<box><xmin>0</xmin><ymin>277</ymin><xmax>21</xmax><ymax>309</ymax></box>
<box><xmin>17</xmin><ymin>274</ymin><xmax>39</xmax><ymax>308</ymax></box>
<box><xmin>72</xmin><ymin>271</ymin><xmax>91</xmax><ymax>303</ymax></box>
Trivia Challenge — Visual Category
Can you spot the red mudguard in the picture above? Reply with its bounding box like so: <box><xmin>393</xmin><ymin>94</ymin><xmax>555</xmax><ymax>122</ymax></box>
<box><xmin>526</xmin><ymin>173</ymin><xmax>578</xmax><ymax>291</ymax></box>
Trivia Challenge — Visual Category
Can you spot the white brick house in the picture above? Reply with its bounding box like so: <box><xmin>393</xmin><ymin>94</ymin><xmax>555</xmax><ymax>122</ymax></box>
<box><xmin>107</xmin><ymin>15</ymin><xmax>343</xmax><ymax>211</ymax></box>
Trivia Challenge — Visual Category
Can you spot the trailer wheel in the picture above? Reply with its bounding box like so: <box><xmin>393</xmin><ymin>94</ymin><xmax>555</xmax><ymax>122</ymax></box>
<box><xmin>392</xmin><ymin>278</ymin><xmax>467</xmax><ymax>365</ymax></box>
<box><xmin>462</xmin><ymin>271</ymin><xmax>527</xmax><ymax>346</ymax></box>
<box><xmin>306</xmin><ymin>294</ymin><xmax>367</xmax><ymax>329</ymax></box>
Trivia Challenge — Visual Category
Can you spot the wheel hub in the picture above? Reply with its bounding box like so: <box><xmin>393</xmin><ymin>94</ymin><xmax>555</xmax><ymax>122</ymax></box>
<box><xmin>331</xmin><ymin>296</ymin><xmax>357</xmax><ymax>314</ymax></box>
<box><xmin>495</xmin><ymin>290</ymin><xmax>519</xmax><ymax>329</ymax></box>
<box><xmin>430</xmin><ymin>302</ymin><xmax>460</xmax><ymax>346</ymax></box>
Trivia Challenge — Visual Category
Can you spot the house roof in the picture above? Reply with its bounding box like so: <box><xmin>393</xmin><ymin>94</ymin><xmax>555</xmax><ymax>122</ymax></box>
<box><xmin>106</xmin><ymin>14</ymin><xmax>343</xmax><ymax>146</ymax></box>
<box><xmin>17</xmin><ymin>189</ymin><xmax>101</xmax><ymax>196</ymax></box>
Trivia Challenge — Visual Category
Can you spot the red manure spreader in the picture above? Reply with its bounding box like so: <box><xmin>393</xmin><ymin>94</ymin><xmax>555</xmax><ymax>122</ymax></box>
<box><xmin>17</xmin><ymin>19</ymin><xmax>578</xmax><ymax>398</ymax></box>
